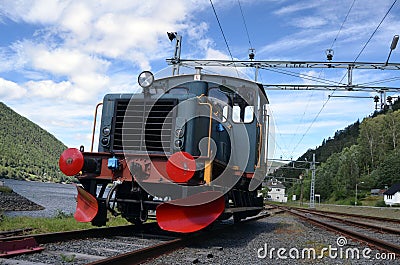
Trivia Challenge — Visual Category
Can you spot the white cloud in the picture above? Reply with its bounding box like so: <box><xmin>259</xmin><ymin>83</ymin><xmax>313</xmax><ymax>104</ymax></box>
<box><xmin>60</xmin><ymin>2</ymin><xmax>93</xmax><ymax>40</ymax></box>
<box><xmin>0</xmin><ymin>0</ymin><xmax>67</xmax><ymax>24</ymax></box>
<box><xmin>273</xmin><ymin>2</ymin><xmax>320</xmax><ymax>16</ymax></box>
<box><xmin>0</xmin><ymin>78</ymin><xmax>27</xmax><ymax>99</ymax></box>
<box><xmin>25</xmin><ymin>80</ymin><xmax>71</xmax><ymax>98</ymax></box>
<box><xmin>292</xmin><ymin>17</ymin><xmax>327</xmax><ymax>29</ymax></box>
<box><xmin>205</xmin><ymin>49</ymin><xmax>231</xmax><ymax>60</ymax></box>
<box><xmin>25</xmin><ymin>44</ymin><xmax>109</xmax><ymax>76</ymax></box>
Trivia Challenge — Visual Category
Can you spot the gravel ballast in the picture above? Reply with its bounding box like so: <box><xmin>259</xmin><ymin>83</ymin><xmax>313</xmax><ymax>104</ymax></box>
<box><xmin>0</xmin><ymin>213</ymin><xmax>397</xmax><ymax>264</ymax></box>
<box><xmin>145</xmin><ymin>213</ymin><xmax>397</xmax><ymax>265</ymax></box>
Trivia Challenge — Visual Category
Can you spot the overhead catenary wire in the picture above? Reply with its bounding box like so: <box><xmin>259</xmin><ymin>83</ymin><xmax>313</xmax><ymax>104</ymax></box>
<box><xmin>209</xmin><ymin>0</ymin><xmax>240</xmax><ymax>77</ymax></box>
<box><xmin>235</xmin><ymin>1</ymin><xmax>293</xmax><ymax>158</ymax></box>
<box><xmin>358</xmin><ymin>76</ymin><xmax>400</xmax><ymax>86</ymax></box>
<box><xmin>285</xmin><ymin>1</ymin><xmax>356</xmax><ymax>157</ymax></box>
<box><xmin>353</xmin><ymin>0</ymin><xmax>398</xmax><ymax>62</ymax></box>
<box><xmin>330</xmin><ymin>0</ymin><xmax>356</xmax><ymax>50</ymax></box>
<box><xmin>290</xmin><ymin>0</ymin><xmax>398</xmax><ymax>158</ymax></box>
<box><xmin>264</xmin><ymin>67</ymin><xmax>346</xmax><ymax>86</ymax></box>
<box><xmin>237</xmin><ymin>0</ymin><xmax>253</xmax><ymax>49</ymax></box>
<box><xmin>237</xmin><ymin>0</ymin><xmax>259</xmax><ymax>80</ymax></box>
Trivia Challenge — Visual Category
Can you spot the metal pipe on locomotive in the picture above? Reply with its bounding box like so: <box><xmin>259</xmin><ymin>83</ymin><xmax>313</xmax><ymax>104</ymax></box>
<box><xmin>59</xmin><ymin>38</ymin><xmax>271</xmax><ymax>233</ymax></box>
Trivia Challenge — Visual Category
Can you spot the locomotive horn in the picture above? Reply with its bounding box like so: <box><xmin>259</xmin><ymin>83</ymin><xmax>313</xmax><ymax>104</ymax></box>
<box><xmin>156</xmin><ymin>191</ymin><xmax>225</xmax><ymax>233</ymax></box>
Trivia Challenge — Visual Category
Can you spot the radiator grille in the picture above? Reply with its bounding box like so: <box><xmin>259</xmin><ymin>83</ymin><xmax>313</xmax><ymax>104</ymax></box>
<box><xmin>112</xmin><ymin>99</ymin><xmax>177</xmax><ymax>153</ymax></box>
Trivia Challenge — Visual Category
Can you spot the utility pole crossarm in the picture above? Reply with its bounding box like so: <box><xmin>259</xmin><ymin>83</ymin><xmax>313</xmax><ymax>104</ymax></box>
<box><xmin>167</xmin><ymin>59</ymin><xmax>400</xmax><ymax>70</ymax></box>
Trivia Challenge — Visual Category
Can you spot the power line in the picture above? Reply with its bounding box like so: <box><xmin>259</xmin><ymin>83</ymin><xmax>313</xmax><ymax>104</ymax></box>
<box><xmin>289</xmin><ymin>1</ymin><xmax>356</xmax><ymax>157</ymax></box>
<box><xmin>354</xmin><ymin>0</ymin><xmax>397</xmax><ymax>62</ymax></box>
<box><xmin>358</xmin><ymin>76</ymin><xmax>400</xmax><ymax>86</ymax></box>
<box><xmin>290</xmin><ymin>0</ymin><xmax>398</xmax><ymax>157</ymax></box>
<box><xmin>237</xmin><ymin>0</ymin><xmax>253</xmax><ymax>49</ymax></box>
<box><xmin>290</xmin><ymin>1</ymin><xmax>356</xmax><ymax>153</ymax></box>
<box><xmin>264</xmin><ymin>67</ymin><xmax>346</xmax><ymax>86</ymax></box>
<box><xmin>209</xmin><ymin>0</ymin><xmax>236</xmax><ymax>63</ymax></box>
<box><xmin>287</xmin><ymin>0</ymin><xmax>358</xmax><ymax>152</ymax></box>
<box><xmin>330</xmin><ymin>0</ymin><xmax>356</xmax><ymax>50</ymax></box>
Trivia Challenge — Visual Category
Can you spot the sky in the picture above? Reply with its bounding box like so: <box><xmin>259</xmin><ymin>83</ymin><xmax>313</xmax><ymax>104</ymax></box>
<box><xmin>1</xmin><ymin>0</ymin><xmax>400</xmax><ymax>161</ymax></box>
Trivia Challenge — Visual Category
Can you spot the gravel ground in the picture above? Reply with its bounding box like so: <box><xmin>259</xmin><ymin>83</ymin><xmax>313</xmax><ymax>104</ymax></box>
<box><xmin>2</xmin><ymin>179</ymin><xmax>76</xmax><ymax>217</ymax></box>
<box><xmin>0</xmin><ymin>187</ymin><xmax>44</xmax><ymax>211</ymax></box>
<box><xmin>145</xmin><ymin>213</ymin><xmax>397</xmax><ymax>265</ymax></box>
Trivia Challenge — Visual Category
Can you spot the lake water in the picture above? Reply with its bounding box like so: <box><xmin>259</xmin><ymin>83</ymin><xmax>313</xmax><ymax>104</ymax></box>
<box><xmin>2</xmin><ymin>179</ymin><xmax>77</xmax><ymax>218</ymax></box>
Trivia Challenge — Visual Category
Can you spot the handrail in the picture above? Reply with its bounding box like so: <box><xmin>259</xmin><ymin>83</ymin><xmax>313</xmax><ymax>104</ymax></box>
<box><xmin>255</xmin><ymin>123</ymin><xmax>263</xmax><ymax>169</ymax></box>
<box><xmin>197</xmin><ymin>95</ymin><xmax>212</xmax><ymax>158</ymax></box>
<box><xmin>90</xmin><ymin>103</ymin><xmax>103</xmax><ymax>152</ymax></box>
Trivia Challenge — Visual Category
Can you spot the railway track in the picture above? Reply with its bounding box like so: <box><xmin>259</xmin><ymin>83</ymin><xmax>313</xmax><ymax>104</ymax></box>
<box><xmin>294</xmin><ymin>206</ymin><xmax>400</xmax><ymax>224</ymax></box>
<box><xmin>277</xmin><ymin>206</ymin><xmax>400</xmax><ymax>256</ymax></box>
<box><xmin>0</xmin><ymin>213</ymin><xmax>270</xmax><ymax>265</ymax></box>
<box><xmin>0</xmin><ymin>223</ymin><xmax>174</xmax><ymax>264</ymax></box>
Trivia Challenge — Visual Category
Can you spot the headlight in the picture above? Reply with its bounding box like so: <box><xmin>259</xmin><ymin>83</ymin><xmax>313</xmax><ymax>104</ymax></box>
<box><xmin>175</xmin><ymin>129</ymin><xmax>184</xmax><ymax>138</ymax></box>
<box><xmin>101</xmin><ymin>137</ymin><xmax>109</xmax><ymax>146</ymax></box>
<box><xmin>174</xmin><ymin>140</ymin><xmax>183</xmax><ymax>149</ymax></box>
<box><xmin>102</xmin><ymin>127</ymin><xmax>111</xmax><ymax>136</ymax></box>
<box><xmin>138</xmin><ymin>71</ymin><xmax>154</xmax><ymax>88</ymax></box>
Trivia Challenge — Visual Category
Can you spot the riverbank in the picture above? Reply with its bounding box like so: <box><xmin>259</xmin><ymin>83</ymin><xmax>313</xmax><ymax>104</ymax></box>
<box><xmin>0</xmin><ymin>185</ymin><xmax>44</xmax><ymax>211</ymax></box>
<box><xmin>1</xmin><ymin>178</ymin><xmax>77</xmax><ymax>217</ymax></box>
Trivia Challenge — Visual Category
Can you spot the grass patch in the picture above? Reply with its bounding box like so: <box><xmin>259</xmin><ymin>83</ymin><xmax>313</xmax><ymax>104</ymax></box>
<box><xmin>303</xmin><ymin>240</ymin><xmax>330</xmax><ymax>258</ymax></box>
<box><xmin>0</xmin><ymin>211</ymin><xmax>131</xmax><ymax>234</ymax></box>
<box><xmin>60</xmin><ymin>253</ymin><xmax>76</xmax><ymax>262</ymax></box>
<box><xmin>275</xmin><ymin>221</ymin><xmax>304</xmax><ymax>235</ymax></box>
<box><xmin>360</xmin><ymin>195</ymin><xmax>382</xmax><ymax>206</ymax></box>
<box><xmin>0</xmin><ymin>185</ymin><xmax>13</xmax><ymax>193</ymax></box>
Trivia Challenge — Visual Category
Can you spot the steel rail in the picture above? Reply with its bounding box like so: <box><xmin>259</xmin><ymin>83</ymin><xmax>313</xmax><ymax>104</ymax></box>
<box><xmin>282</xmin><ymin>208</ymin><xmax>400</xmax><ymax>255</ymax></box>
<box><xmin>293</xmin><ymin>206</ymin><xmax>400</xmax><ymax>224</ymax></box>
<box><xmin>294</xmin><ymin>208</ymin><xmax>400</xmax><ymax>235</ymax></box>
<box><xmin>0</xmin><ymin>223</ymin><xmax>158</xmax><ymax>244</ymax></box>
<box><xmin>86</xmin><ymin>213</ymin><xmax>270</xmax><ymax>265</ymax></box>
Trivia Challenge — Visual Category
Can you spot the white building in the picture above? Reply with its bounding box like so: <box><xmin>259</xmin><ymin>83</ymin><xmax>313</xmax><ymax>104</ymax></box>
<box><xmin>265</xmin><ymin>178</ymin><xmax>288</xmax><ymax>203</ymax></box>
<box><xmin>383</xmin><ymin>183</ymin><xmax>400</xmax><ymax>206</ymax></box>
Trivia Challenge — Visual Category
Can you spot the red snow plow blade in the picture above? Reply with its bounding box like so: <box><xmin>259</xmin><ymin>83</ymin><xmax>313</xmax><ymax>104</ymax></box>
<box><xmin>156</xmin><ymin>191</ymin><xmax>225</xmax><ymax>233</ymax></box>
<box><xmin>74</xmin><ymin>185</ymin><xmax>98</xmax><ymax>223</ymax></box>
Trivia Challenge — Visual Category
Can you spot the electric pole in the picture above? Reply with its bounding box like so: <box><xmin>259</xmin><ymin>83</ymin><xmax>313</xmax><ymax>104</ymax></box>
<box><xmin>309</xmin><ymin>153</ymin><xmax>316</xmax><ymax>209</ymax></box>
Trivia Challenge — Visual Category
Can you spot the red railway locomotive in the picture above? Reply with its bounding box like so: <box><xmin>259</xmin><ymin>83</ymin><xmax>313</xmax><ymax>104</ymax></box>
<box><xmin>59</xmin><ymin>65</ymin><xmax>271</xmax><ymax>233</ymax></box>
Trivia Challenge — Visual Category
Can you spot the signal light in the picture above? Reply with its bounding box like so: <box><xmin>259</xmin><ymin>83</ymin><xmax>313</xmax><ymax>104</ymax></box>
<box><xmin>59</xmin><ymin>148</ymin><xmax>84</xmax><ymax>176</ymax></box>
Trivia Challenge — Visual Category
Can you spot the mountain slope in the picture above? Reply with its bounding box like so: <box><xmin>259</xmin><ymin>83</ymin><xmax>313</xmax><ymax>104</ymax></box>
<box><xmin>0</xmin><ymin>102</ymin><xmax>71</xmax><ymax>182</ymax></box>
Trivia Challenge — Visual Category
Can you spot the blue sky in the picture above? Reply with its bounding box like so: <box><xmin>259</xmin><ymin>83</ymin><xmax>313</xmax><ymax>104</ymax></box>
<box><xmin>1</xmin><ymin>0</ymin><xmax>400</xmax><ymax>161</ymax></box>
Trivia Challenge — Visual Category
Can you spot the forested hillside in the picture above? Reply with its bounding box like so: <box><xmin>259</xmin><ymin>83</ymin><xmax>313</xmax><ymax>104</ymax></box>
<box><xmin>272</xmin><ymin>121</ymin><xmax>361</xmax><ymax>183</ymax></box>
<box><xmin>0</xmin><ymin>102</ymin><xmax>72</xmax><ymax>183</ymax></box>
<box><xmin>313</xmin><ymin>108</ymin><xmax>400</xmax><ymax>202</ymax></box>
<box><xmin>285</xmin><ymin>101</ymin><xmax>400</xmax><ymax>204</ymax></box>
